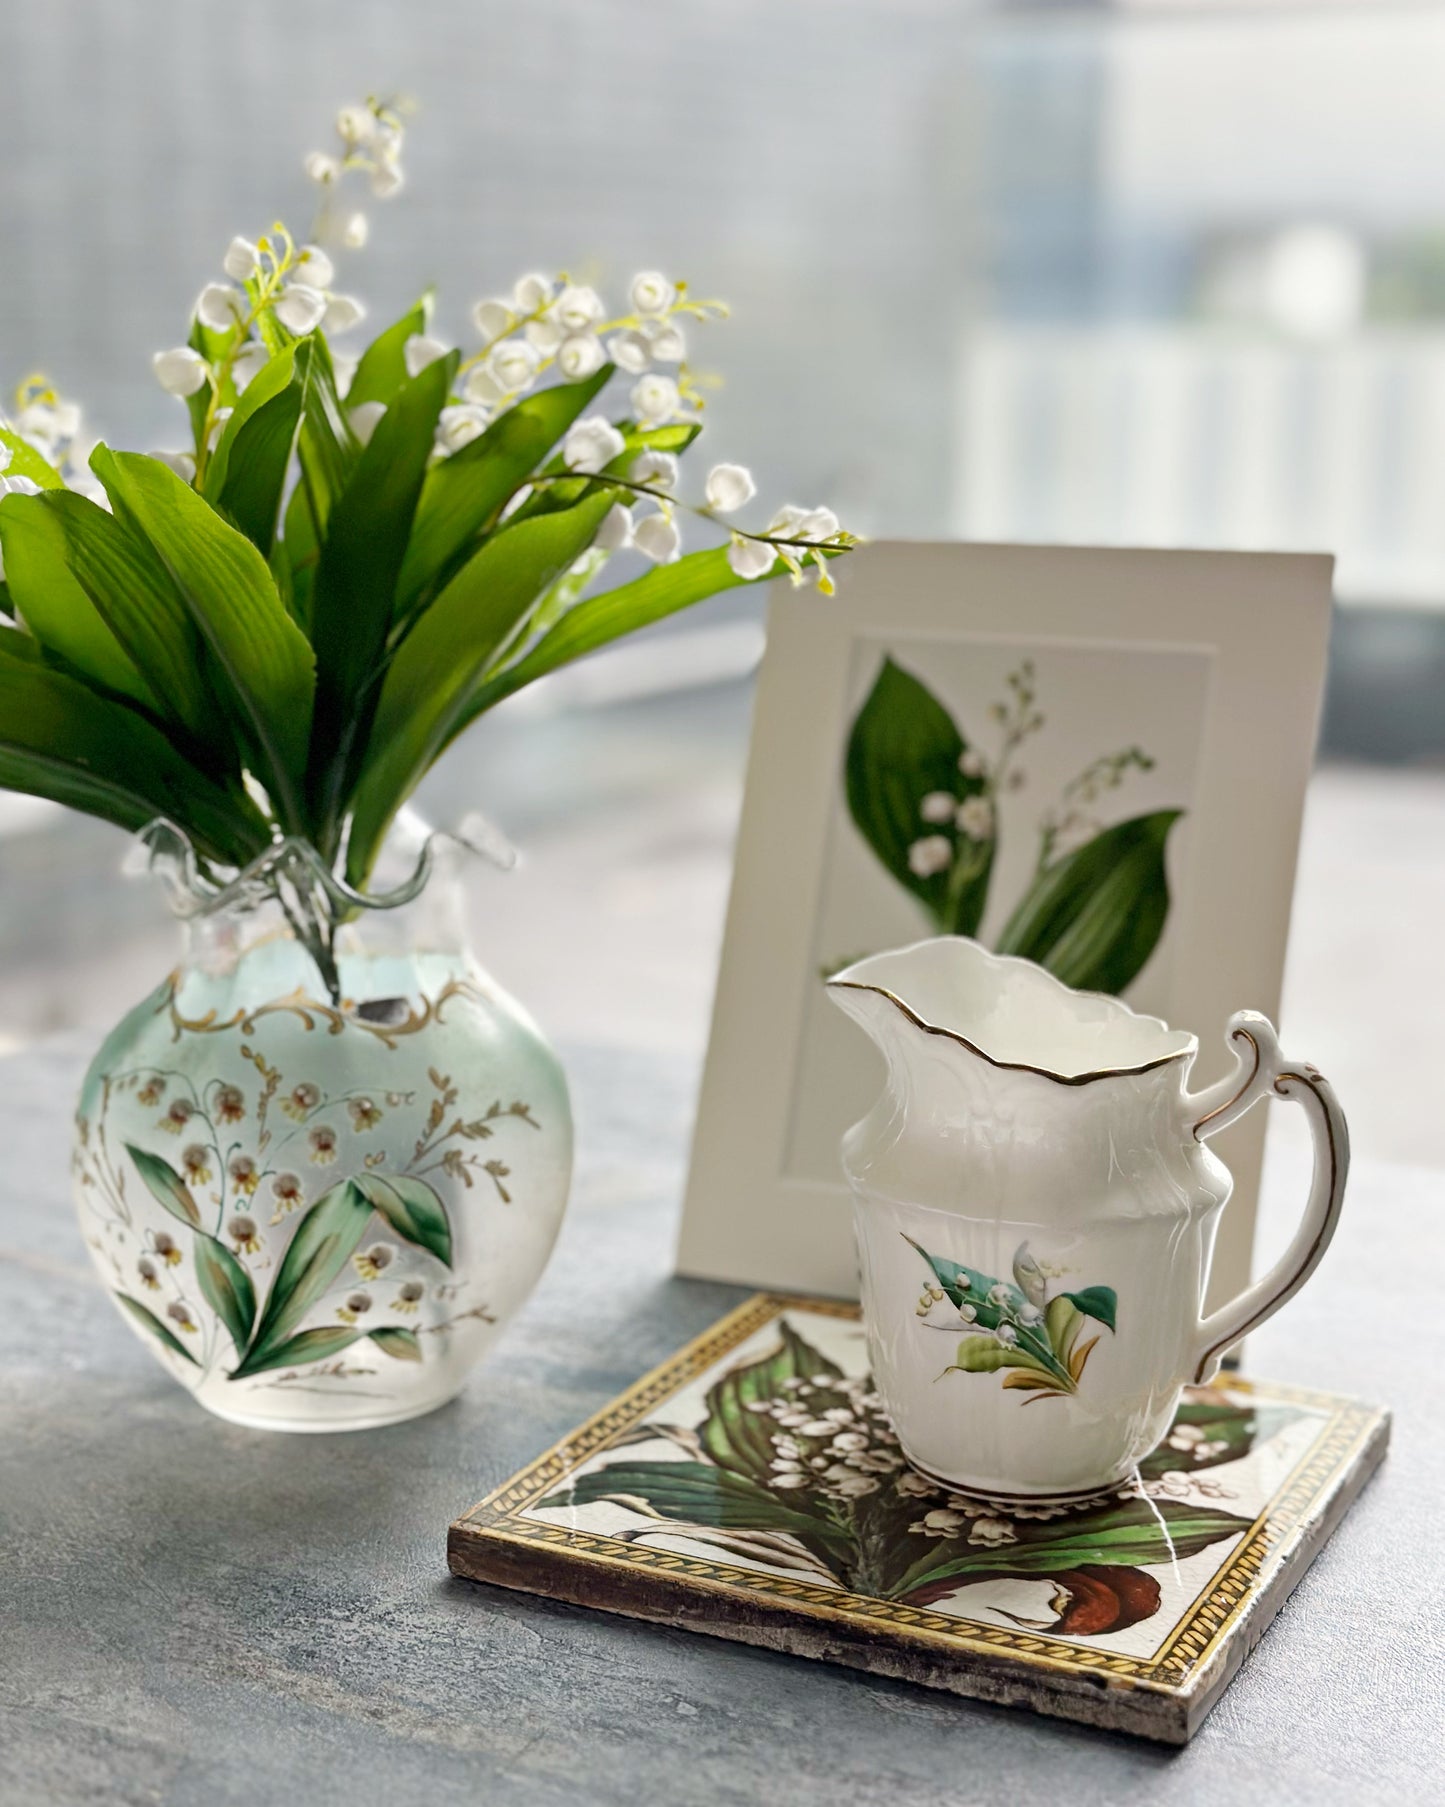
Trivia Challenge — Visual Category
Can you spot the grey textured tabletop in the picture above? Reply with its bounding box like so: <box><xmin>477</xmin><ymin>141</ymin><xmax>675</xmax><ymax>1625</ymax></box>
<box><xmin>2</xmin><ymin>1039</ymin><xmax>1439</xmax><ymax>1807</ymax></box>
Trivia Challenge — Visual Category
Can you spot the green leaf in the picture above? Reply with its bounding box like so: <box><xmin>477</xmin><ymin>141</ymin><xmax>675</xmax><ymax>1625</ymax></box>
<box><xmin>0</xmin><ymin>661</ymin><xmax>264</xmax><ymax>865</ymax></box>
<box><xmin>93</xmin><ymin>447</ymin><xmax>317</xmax><ymax>831</ymax></box>
<box><xmin>1063</xmin><ymin>1285</ymin><xmax>1117</xmax><ymax>1333</ymax></box>
<box><xmin>345</xmin><ymin>488</ymin><xmax>619</xmax><ymax>884</ymax></box>
<box><xmin>536</xmin><ymin>1460</ymin><xmax>850</xmax><ymax>1554</ymax></box>
<box><xmin>205</xmin><ymin>343</ymin><xmax>306</xmax><ymax>557</ymax></box>
<box><xmin>394</xmin><ymin>366</ymin><xmax>614</xmax><ymax>615</ymax></box>
<box><xmin>286</xmin><ymin>331</ymin><xmax>361</xmax><ymax>540</ymax></box>
<box><xmin>194</xmin><ymin>1233</ymin><xmax>257</xmax><ymax>1358</ymax></box>
<box><xmin>345</xmin><ymin>296</ymin><xmax>432</xmax><ymax>409</ymax></box>
<box><xmin>306</xmin><ymin>351</ymin><xmax>458</xmax><ymax>834</ymax></box>
<box><xmin>227</xmin><ymin>1324</ymin><xmax>366</xmax><ymax>1378</ymax></box>
<box><xmin>124</xmin><ymin>1143</ymin><xmax>202</xmax><ymax>1227</ymax></box>
<box><xmin>370</xmin><ymin>1325</ymin><xmax>423</xmax><ymax>1363</ymax></box>
<box><xmin>0</xmin><ymin>579</ymin><xmax>12</xmax><ymax>620</ymax></box>
<box><xmin>947</xmin><ymin>1336</ymin><xmax>1057</xmax><ymax>1379</ymax></box>
<box><xmin>995</xmin><ymin>810</ymin><xmax>1183</xmax><ymax>995</ymax></box>
<box><xmin>353</xmin><ymin>1173</ymin><xmax>453</xmax><ymax>1267</ymax></box>
<box><xmin>0</xmin><ymin>494</ymin><xmax>161</xmax><ymax>712</ymax></box>
<box><xmin>276</xmin><ymin>474</ymin><xmax>319</xmax><ymax>632</ymax></box>
<box><xmin>0</xmin><ymin>426</ymin><xmax>64</xmax><ymax>489</ymax></box>
<box><xmin>458</xmin><ymin>544</ymin><xmax>780</xmax><ymax>731</ymax></box>
<box><xmin>699</xmin><ymin>1318</ymin><xmax>845</xmax><ymax>1485</ymax></box>
<box><xmin>114</xmin><ymin>1293</ymin><xmax>200</xmax><ymax>1366</ymax></box>
<box><xmin>232</xmin><ymin>1178</ymin><xmax>375</xmax><ymax>1376</ymax></box>
<box><xmin>0</xmin><ymin>623</ymin><xmax>41</xmax><ymax>663</ymax></box>
<box><xmin>845</xmin><ymin>657</ymin><xmax>993</xmax><ymax>936</ymax></box>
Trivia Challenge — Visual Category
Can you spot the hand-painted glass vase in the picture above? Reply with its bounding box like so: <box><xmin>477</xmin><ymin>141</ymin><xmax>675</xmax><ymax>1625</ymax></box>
<box><xmin>72</xmin><ymin>820</ymin><xmax>571</xmax><ymax>1432</ymax></box>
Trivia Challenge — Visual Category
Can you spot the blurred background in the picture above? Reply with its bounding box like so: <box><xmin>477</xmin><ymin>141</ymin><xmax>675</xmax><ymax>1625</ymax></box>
<box><xmin>1</xmin><ymin>0</ymin><xmax>1441</xmax><ymax>1173</ymax></box>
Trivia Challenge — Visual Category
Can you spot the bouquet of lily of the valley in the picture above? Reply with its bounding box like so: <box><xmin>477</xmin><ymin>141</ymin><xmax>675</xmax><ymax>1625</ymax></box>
<box><xmin>0</xmin><ymin>97</ymin><xmax>855</xmax><ymax>1000</ymax></box>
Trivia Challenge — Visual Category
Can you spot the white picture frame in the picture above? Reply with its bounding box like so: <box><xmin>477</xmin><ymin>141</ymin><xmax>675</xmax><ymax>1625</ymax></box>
<box><xmin>677</xmin><ymin>540</ymin><xmax>1333</xmax><ymax>1311</ymax></box>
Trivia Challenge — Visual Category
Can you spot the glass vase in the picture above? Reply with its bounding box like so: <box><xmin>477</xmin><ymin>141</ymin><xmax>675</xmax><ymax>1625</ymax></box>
<box><xmin>71</xmin><ymin>818</ymin><xmax>572</xmax><ymax>1432</ymax></box>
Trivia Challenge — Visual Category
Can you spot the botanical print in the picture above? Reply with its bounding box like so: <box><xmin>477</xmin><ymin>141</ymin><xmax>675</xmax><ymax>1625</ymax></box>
<box><xmin>908</xmin><ymin>1235</ymin><xmax>1117</xmax><ymax>1403</ymax></box>
<box><xmin>533</xmin><ymin>1315</ymin><xmax>1293</xmax><ymax>1640</ymax></box>
<box><xmin>844</xmin><ymin>656</ymin><xmax>1185</xmax><ymax>995</ymax></box>
<box><xmin>75</xmin><ymin>1042</ymin><xmax>537</xmax><ymax>1389</ymax></box>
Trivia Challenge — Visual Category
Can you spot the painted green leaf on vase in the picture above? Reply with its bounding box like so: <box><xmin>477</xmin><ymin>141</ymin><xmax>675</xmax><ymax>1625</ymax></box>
<box><xmin>1062</xmin><ymin>1285</ymin><xmax>1118</xmax><ymax>1334</ymax></box>
<box><xmin>995</xmin><ymin>810</ymin><xmax>1182</xmax><ymax>994</ymax></box>
<box><xmin>231</xmin><ymin>1178</ymin><xmax>374</xmax><ymax>1377</ymax></box>
<box><xmin>114</xmin><ymin>1292</ymin><xmax>200</xmax><ymax>1366</ymax></box>
<box><xmin>124</xmin><ymin>1143</ymin><xmax>202</xmax><ymax>1228</ymax></box>
<box><xmin>370</xmin><ymin>1325</ymin><xmax>423</xmax><ymax>1363</ymax></box>
<box><xmin>353</xmin><ymin>1173</ymin><xmax>453</xmax><ymax>1268</ymax></box>
<box><xmin>229</xmin><ymin>1325</ymin><xmax>367</xmax><ymax>1378</ymax></box>
<box><xmin>194</xmin><ymin>1233</ymin><xmax>258</xmax><ymax>1358</ymax></box>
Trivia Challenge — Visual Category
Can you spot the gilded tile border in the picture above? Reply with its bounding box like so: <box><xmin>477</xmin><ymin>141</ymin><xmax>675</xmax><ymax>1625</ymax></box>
<box><xmin>456</xmin><ymin>1293</ymin><xmax>1385</xmax><ymax>1698</ymax></box>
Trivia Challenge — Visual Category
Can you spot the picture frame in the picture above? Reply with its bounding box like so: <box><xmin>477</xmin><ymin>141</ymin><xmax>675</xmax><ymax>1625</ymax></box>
<box><xmin>676</xmin><ymin>540</ymin><xmax>1334</xmax><ymax>1311</ymax></box>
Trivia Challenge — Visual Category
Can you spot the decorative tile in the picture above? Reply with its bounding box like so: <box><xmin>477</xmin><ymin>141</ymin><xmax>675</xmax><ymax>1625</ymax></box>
<box><xmin>449</xmin><ymin>1296</ymin><xmax>1387</xmax><ymax>1742</ymax></box>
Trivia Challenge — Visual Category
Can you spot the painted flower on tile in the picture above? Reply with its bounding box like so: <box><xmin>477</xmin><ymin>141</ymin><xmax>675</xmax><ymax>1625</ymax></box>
<box><xmin>282</xmin><ymin>1083</ymin><xmax>321</xmax><ymax>1121</ymax></box>
<box><xmin>308</xmin><ymin>1125</ymin><xmax>339</xmax><ymax>1165</ymax></box>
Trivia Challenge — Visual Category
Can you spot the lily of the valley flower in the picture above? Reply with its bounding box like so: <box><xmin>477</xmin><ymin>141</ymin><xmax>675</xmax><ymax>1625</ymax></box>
<box><xmin>649</xmin><ymin>321</ymin><xmax>686</xmax><ymax>363</ymax></box>
<box><xmin>630</xmin><ymin>372</ymin><xmax>682</xmax><ymax>426</ymax></box>
<box><xmin>489</xmin><ymin>338</ymin><xmax>540</xmax><ymax>391</ymax></box>
<box><xmin>595</xmin><ymin>503</ymin><xmax>634</xmax><ymax>551</ymax></box>
<box><xmin>607</xmin><ymin>329</ymin><xmax>651</xmax><ymax>374</ymax></box>
<box><xmin>223</xmin><ymin>236</ymin><xmax>260</xmax><ymax>281</ymax></box>
<box><xmin>324</xmin><ymin>294</ymin><xmax>367</xmax><ymax>334</ymax></box>
<box><xmin>437</xmin><ymin>404</ymin><xmax>489</xmax><ymax>453</ymax></box>
<box><xmin>554</xmin><ymin>284</ymin><xmax>604</xmax><ymax>332</ymax></box>
<box><xmin>513</xmin><ymin>272</ymin><xmax>554</xmax><ymax>314</ymax></box>
<box><xmin>196</xmin><ymin>282</ymin><xmax>245</xmax><ymax>332</ymax></box>
<box><xmin>473</xmin><ymin>298</ymin><xmax>514</xmax><ymax>340</ymax></box>
<box><xmin>403</xmin><ymin>333</ymin><xmax>451</xmax><ymax>377</ymax></box>
<box><xmin>557</xmin><ymin>334</ymin><xmax>605</xmax><ymax>380</ymax></box>
<box><xmin>563</xmin><ymin>415</ymin><xmax>625</xmax><ymax>473</ymax></box>
<box><xmin>152</xmin><ymin>347</ymin><xmax>210</xmax><ymax>397</ymax></box>
<box><xmin>704</xmin><ymin>462</ymin><xmax>756</xmax><ymax>514</ymax></box>
<box><xmin>274</xmin><ymin>284</ymin><xmax>328</xmax><ymax>336</ymax></box>
<box><xmin>340</xmin><ymin>211</ymin><xmax>369</xmax><ymax>250</ymax></box>
<box><xmin>957</xmin><ymin>795</ymin><xmax>995</xmax><ymax>840</ymax></box>
<box><xmin>633</xmin><ymin>507</ymin><xmax>680</xmax><ymax>564</ymax></box>
<box><xmin>726</xmin><ymin>535</ymin><xmax>776</xmax><ymax>581</ymax></box>
<box><xmin>231</xmin><ymin>341</ymin><xmax>270</xmax><ymax>391</ymax></box>
<box><xmin>350</xmin><ymin>400</ymin><xmax>386</xmax><ymax>446</ymax></box>
<box><xmin>630</xmin><ymin>450</ymin><xmax>678</xmax><ymax>491</ymax></box>
<box><xmin>630</xmin><ymin>271</ymin><xmax>676</xmax><ymax>315</ymax></box>
<box><xmin>919</xmin><ymin>791</ymin><xmax>957</xmax><ymax>825</ymax></box>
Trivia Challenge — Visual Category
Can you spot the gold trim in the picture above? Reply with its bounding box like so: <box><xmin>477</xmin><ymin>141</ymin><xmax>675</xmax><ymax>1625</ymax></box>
<box><xmin>1191</xmin><ymin>1025</ymin><xmax>1261</xmax><ymax>1139</ymax></box>
<box><xmin>452</xmin><ymin>1294</ymin><xmax>1385</xmax><ymax>1698</ymax></box>
<box><xmin>159</xmin><ymin>972</ymin><xmax>488</xmax><ymax>1051</ymax></box>
<box><xmin>827</xmin><ymin>980</ymin><xmax>1192</xmax><ymax>1088</ymax></box>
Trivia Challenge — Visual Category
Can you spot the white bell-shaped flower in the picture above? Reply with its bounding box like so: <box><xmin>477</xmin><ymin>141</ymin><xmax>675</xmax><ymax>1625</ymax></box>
<box><xmin>795</xmin><ymin>506</ymin><xmax>840</xmax><ymax>543</ymax></box>
<box><xmin>595</xmin><ymin>503</ymin><xmax>634</xmax><ymax>552</ymax></box>
<box><xmin>340</xmin><ymin>211</ymin><xmax>369</xmax><ymax>250</ymax></box>
<box><xmin>331</xmin><ymin>350</ymin><xmax>358</xmax><ymax>397</ymax></box>
<box><xmin>295</xmin><ymin>245</ymin><xmax>335</xmax><ymax>290</ymax></box>
<box><xmin>630</xmin><ymin>373</ymin><xmax>680</xmax><ymax>426</ymax></box>
<box><xmin>630</xmin><ymin>272</ymin><xmax>676</xmax><ymax>316</ymax></box>
<box><xmin>403</xmin><ymin>333</ymin><xmax>451</xmax><ymax>377</ymax></box>
<box><xmin>562</xmin><ymin>416</ymin><xmax>626</xmax><ymax>474</ymax></box>
<box><xmin>557</xmin><ymin>334</ymin><xmax>604</xmax><ymax>380</ymax></box>
<box><xmin>630</xmin><ymin>451</ymin><xmax>679</xmax><ymax>491</ymax></box>
<box><xmin>607</xmin><ymin>330</ymin><xmax>651</xmax><ymax>374</ymax></box>
<box><xmin>463</xmin><ymin>364</ymin><xmax>507</xmax><ymax>407</ymax></box>
<box><xmin>633</xmin><ymin>507</ymin><xmax>681</xmax><ymax>564</ymax></box>
<box><xmin>0</xmin><ymin>472</ymin><xmax>42</xmax><ymax>498</ymax></box>
<box><xmin>324</xmin><ymin>294</ymin><xmax>367</xmax><ymax>334</ymax></box>
<box><xmin>649</xmin><ymin>322</ymin><xmax>686</xmax><ymax>363</ymax></box>
<box><xmin>305</xmin><ymin>151</ymin><xmax>341</xmax><ymax>184</ymax></box>
<box><xmin>223</xmin><ymin>236</ymin><xmax>260</xmax><ymax>282</ymax></box>
<box><xmin>350</xmin><ymin>400</ymin><xmax>387</xmax><ymax>447</ymax></box>
<box><xmin>705</xmin><ymin>463</ymin><xmax>756</xmax><ymax>514</ymax></box>
<box><xmin>727</xmin><ymin>534</ymin><xmax>778</xmax><ymax>581</ymax></box>
<box><xmin>437</xmin><ymin>404</ymin><xmax>490</xmax><ymax>454</ymax></box>
<box><xmin>336</xmin><ymin>103</ymin><xmax>376</xmax><ymax>145</ymax></box>
<box><xmin>525</xmin><ymin>317</ymin><xmax>563</xmax><ymax>354</ymax></box>
<box><xmin>472</xmin><ymin>299</ymin><xmax>514</xmax><ymax>341</ymax></box>
<box><xmin>196</xmin><ymin>283</ymin><xmax>244</xmax><ymax>332</ymax></box>
<box><xmin>513</xmin><ymin>273</ymin><xmax>554</xmax><ymax>314</ymax></box>
<box><xmin>489</xmin><ymin>338</ymin><xmax>540</xmax><ymax>391</ymax></box>
<box><xmin>232</xmin><ymin>341</ymin><xmax>270</xmax><ymax>392</ymax></box>
<box><xmin>554</xmin><ymin>284</ymin><xmax>604</xmax><ymax>331</ymax></box>
<box><xmin>152</xmin><ymin>347</ymin><xmax>210</xmax><ymax>397</ymax></box>
<box><xmin>274</xmin><ymin>285</ymin><xmax>328</xmax><ymax>336</ymax></box>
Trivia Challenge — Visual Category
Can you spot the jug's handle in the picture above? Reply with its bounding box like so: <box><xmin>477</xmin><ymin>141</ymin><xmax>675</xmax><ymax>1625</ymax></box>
<box><xmin>1186</xmin><ymin>1010</ymin><xmax>1349</xmax><ymax>1382</ymax></box>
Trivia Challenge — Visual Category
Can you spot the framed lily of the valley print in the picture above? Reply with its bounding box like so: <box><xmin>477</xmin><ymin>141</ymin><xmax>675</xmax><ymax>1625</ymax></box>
<box><xmin>677</xmin><ymin>541</ymin><xmax>1333</xmax><ymax>1312</ymax></box>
